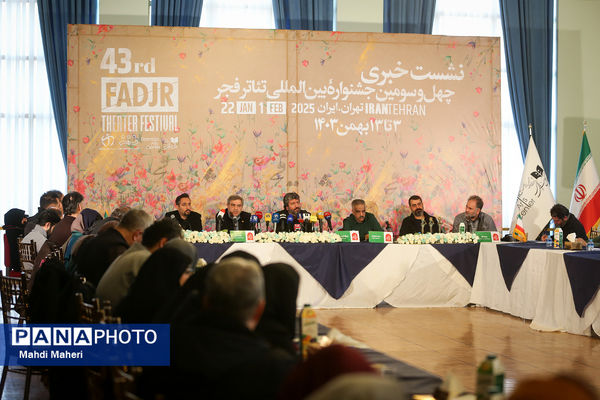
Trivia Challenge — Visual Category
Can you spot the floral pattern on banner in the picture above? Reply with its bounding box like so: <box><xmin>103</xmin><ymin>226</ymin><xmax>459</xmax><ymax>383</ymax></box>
<box><xmin>68</xmin><ymin>26</ymin><xmax>501</xmax><ymax>233</ymax></box>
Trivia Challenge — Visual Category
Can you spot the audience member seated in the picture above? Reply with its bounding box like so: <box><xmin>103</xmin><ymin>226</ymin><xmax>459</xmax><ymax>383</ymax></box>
<box><xmin>116</xmin><ymin>238</ymin><xmax>196</xmax><ymax>323</ymax></box>
<box><xmin>87</xmin><ymin>205</ymin><xmax>131</xmax><ymax>234</ymax></box>
<box><xmin>49</xmin><ymin>191</ymin><xmax>84</xmax><ymax>247</ymax></box>
<box><xmin>63</xmin><ymin>208</ymin><xmax>102</xmax><ymax>262</ymax></box>
<box><xmin>96</xmin><ymin>218</ymin><xmax>183</xmax><ymax>307</ymax></box>
<box><xmin>153</xmin><ymin>262</ymin><xmax>216</xmax><ymax>324</ymax></box>
<box><xmin>509</xmin><ymin>373</ymin><xmax>597</xmax><ymax>400</ymax></box>
<box><xmin>166</xmin><ymin>257</ymin><xmax>296</xmax><ymax>399</ymax></box>
<box><xmin>305</xmin><ymin>373</ymin><xmax>404</xmax><ymax>400</ymax></box>
<box><xmin>75</xmin><ymin>209</ymin><xmax>152</xmax><ymax>287</ymax></box>
<box><xmin>20</xmin><ymin>209</ymin><xmax>61</xmax><ymax>280</ymax></box>
<box><xmin>21</xmin><ymin>209</ymin><xmax>61</xmax><ymax>253</ymax></box>
<box><xmin>279</xmin><ymin>344</ymin><xmax>376</xmax><ymax>400</ymax></box>
<box><xmin>256</xmin><ymin>262</ymin><xmax>300</xmax><ymax>357</ymax></box>
<box><xmin>24</xmin><ymin>190</ymin><xmax>63</xmax><ymax>235</ymax></box>
<box><xmin>2</xmin><ymin>208</ymin><xmax>27</xmax><ymax>275</ymax></box>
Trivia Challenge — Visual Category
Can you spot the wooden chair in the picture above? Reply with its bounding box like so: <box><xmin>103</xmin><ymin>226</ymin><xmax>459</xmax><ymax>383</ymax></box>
<box><xmin>75</xmin><ymin>293</ymin><xmax>104</xmax><ymax>324</ymax></box>
<box><xmin>80</xmin><ymin>298</ymin><xmax>139</xmax><ymax>399</ymax></box>
<box><xmin>17</xmin><ymin>239</ymin><xmax>37</xmax><ymax>280</ymax></box>
<box><xmin>0</xmin><ymin>271</ymin><xmax>35</xmax><ymax>399</ymax></box>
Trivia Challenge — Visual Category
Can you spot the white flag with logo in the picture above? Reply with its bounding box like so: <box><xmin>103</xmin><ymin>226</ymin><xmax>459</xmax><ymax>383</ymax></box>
<box><xmin>569</xmin><ymin>129</ymin><xmax>600</xmax><ymax>234</ymax></box>
<box><xmin>510</xmin><ymin>136</ymin><xmax>555</xmax><ymax>238</ymax></box>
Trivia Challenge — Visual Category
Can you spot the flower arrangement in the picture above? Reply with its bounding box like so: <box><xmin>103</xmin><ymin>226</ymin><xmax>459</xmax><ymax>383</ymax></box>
<box><xmin>184</xmin><ymin>230</ymin><xmax>231</xmax><ymax>244</ymax></box>
<box><xmin>396</xmin><ymin>232</ymin><xmax>479</xmax><ymax>244</ymax></box>
<box><xmin>254</xmin><ymin>231</ymin><xmax>342</xmax><ymax>243</ymax></box>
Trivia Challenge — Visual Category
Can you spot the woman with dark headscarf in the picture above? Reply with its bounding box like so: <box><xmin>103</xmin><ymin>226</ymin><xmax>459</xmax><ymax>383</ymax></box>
<box><xmin>3</xmin><ymin>208</ymin><xmax>27</xmax><ymax>275</ymax></box>
<box><xmin>116</xmin><ymin>239</ymin><xmax>197</xmax><ymax>323</ymax></box>
<box><xmin>255</xmin><ymin>262</ymin><xmax>300</xmax><ymax>357</ymax></box>
<box><xmin>63</xmin><ymin>208</ymin><xmax>102</xmax><ymax>265</ymax></box>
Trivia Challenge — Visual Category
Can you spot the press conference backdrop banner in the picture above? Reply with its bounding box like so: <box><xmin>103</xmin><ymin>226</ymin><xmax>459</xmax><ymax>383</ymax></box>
<box><xmin>67</xmin><ymin>25</ymin><xmax>501</xmax><ymax>231</ymax></box>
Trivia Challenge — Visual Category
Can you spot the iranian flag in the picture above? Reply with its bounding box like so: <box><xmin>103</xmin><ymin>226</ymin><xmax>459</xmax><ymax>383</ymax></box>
<box><xmin>569</xmin><ymin>129</ymin><xmax>600</xmax><ymax>234</ymax></box>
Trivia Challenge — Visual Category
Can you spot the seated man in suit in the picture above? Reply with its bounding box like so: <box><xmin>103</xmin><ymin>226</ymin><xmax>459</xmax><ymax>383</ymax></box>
<box><xmin>341</xmin><ymin>199</ymin><xmax>382</xmax><ymax>241</ymax></box>
<box><xmin>452</xmin><ymin>195</ymin><xmax>497</xmax><ymax>233</ymax></box>
<box><xmin>216</xmin><ymin>195</ymin><xmax>252</xmax><ymax>231</ymax></box>
<box><xmin>399</xmin><ymin>195</ymin><xmax>440</xmax><ymax>236</ymax></box>
<box><xmin>275</xmin><ymin>192</ymin><xmax>309</xmax><ymax>232</ymax></box>
<box><xmin>165</xmin><ymin>193</ymin><xmax>203</xmax><ymax>231</ymax></box>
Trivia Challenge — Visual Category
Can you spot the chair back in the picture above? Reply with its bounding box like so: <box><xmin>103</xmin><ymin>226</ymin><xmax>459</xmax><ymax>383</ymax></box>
<box><xmin>18</xmin><ymin>239</ymin><xmax>37</xmax><ymax>265</ymax></box>
<box><xmin>45</xmin><ymin>246</ymin><xmax>64</xmax><ymax>263</ymax></box>
<box><xmin>76</xmin><ymin>293</ymin><xmax>103</xmax><ymax>324</ymax></box>
<box><xmin>0</xmin><ymin>271</ymin><xmax>29</xmax><ymax>325</ymax></box>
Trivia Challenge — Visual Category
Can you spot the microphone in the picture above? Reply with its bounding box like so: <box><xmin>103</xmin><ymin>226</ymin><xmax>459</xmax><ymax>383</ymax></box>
<box><xmin>303</xmin><ymin>212</ymin><xmax>311</xmax><ymax>232</ymax></box>
<box><xmin>216</xmin><ymin>209</ymin><xmax>225</xmax><ymax>231</ymax></box>
<box><xmin>272</xmin><ymin>213</ymin><xmax>280</xmax><ymax>233</ymax></box>
<box><xmin>250</xmin><ymin>215</ymin><xmax>258</xmax><ymax>233</ymax></box>
<box><xmin>324</xmin><ymin>211</ymin><xmax>332</xmax><ymax>231</ymax></box>
<box><xmin>385</xmin><ymin>221</ymin><xmax>391</xmax><ymax>232</ymax></box>
<box><xmin>255</xmin><ymin>211</ymin><xmax>263</xmax><ymax>233</ymax></box>
<box><xmin>317</xmin><ymin>211</ymin><xmax>324</xmax><ymax>233</ymax></box>
<box><xmin>286</xmin><ymin>214</ymin><xmax>294</xmax><ymax>233</ymax></box>
<box><xmin>264</xmin><ymin>212</ymin><xmax>272</xmax><ymax>231</ymax></box>
<box><xmin>310</xmin><ymin>214</ymin><xmax>318</xmax><ymax>232</ymax></box>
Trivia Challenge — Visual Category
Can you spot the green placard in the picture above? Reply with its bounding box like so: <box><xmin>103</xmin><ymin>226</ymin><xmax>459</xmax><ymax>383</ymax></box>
<box><xmin>475</xmin><ymin>231</ymin><xmax>492</xmax><ymax>242</ymax></box>
<box><xmin>338</xmin><ymin>231</ymin><xmax>352</xmax><ymax>242</ymax></box>
<box><xmin>368</xmin><ymin>231</ymin><xmax>385</xmax><ymax>243</ymax></box>
<box><xmin>230</xmin><ymin>231</ymin><xmax>247</xmax><ymax>242</ymax></box>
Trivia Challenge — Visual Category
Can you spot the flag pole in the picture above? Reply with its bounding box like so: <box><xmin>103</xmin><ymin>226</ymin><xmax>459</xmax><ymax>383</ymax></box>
<box><xmin>528</xmin><ymin>123</ymin><xmax>533</xmax><ymax>137</ymax></box>
<box><xmin>583</xmin><ymin>120</ymin><xmax>588</xmax><ymax>133</ymax></box>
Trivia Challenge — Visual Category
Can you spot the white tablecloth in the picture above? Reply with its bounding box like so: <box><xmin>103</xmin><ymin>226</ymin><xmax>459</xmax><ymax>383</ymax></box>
<box><xmin>213</xmin><ymin>242</ymin><xmax>600</xmax><ymax>336</ymax></box>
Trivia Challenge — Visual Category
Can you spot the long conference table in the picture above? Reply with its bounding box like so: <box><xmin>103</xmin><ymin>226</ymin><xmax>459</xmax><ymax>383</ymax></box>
<box><xmin>193</xmin><ymin>241</ymin><xmax>600</xmax><ymax>337</ymax></box>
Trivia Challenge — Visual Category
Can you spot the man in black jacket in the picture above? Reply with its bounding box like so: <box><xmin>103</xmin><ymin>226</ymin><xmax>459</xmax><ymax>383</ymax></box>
<box><xmin>275</xmin><ymin>192</ymin><xmax>310</xmax><ymax>232</ymax></box>
<box><xmin>216</xmin><ymin>195</ymin><xmax>252</xmax><ymax>231</ymax></box>
<box><xmin>537</xmin><ymin>203</ymin><xmax>588</xmax><ymax>244</ymax></box>
<box><xmin>399</xmin><ymin>195</ymin><xmax>440</xmax><ymax>236</ymax></box>
<box><xmin>165</xmin><ymin>193</ymin><xmax>203</xmax><ymax>231</ymax></box>
<box><xmin>75</xmin><ymin>209</ymin><xmax>153</xmax><ymax>287</ymax></box>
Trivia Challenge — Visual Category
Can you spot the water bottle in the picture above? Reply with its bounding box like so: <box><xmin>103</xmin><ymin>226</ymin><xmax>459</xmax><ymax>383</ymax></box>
<box><xmin>476</xmin><ymin>354</ymin><xmax>504</xmax><ymax>400</ymax></box>
<box><xmin>545</xmin><ymin>230</ymin><xmax>553</xmax><ymax>248</ymax></box>
<box><xmin>476</xmin><ymin>355</ymin><xmax>494</xmax><ymax>400</ymax></box>
<box><xmin>587</xmin><ymin>238</ymin><xmax>595</xmax><ymax>251</ymax></box>
<box><xmin>459</xmin><ymin>222</ymin><xmax>466</xmax><ymax>234</ymax></box>
<box><xmin>299</xmin><ymin>304</ymin><xmax>318</xmax><ymax>360</ymax></box>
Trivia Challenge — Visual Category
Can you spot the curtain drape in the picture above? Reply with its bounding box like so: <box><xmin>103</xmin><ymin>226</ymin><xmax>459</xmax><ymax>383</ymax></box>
<box><xmin>37</xmin><ymin>0</ymin><xmax>97</xmax><ymax>169</ymax></box>
<box><xmin>383</xmin><ymin>0</ymin><xmax>437</xmax><ymax>34</ymax></box>
<box><xmin>499</xmin><ymin>0</ymin><xmax>554</xmax><ymax>174</ymax></box>
<box><xmin>151</xmin><ymin>0</ymin><xmax>203</xmax><ymax>27</ymax></box>
<box><xmin>272</xmin><ymin>0</ymin><xmax>334</xmax><ymax>31</ymax></box>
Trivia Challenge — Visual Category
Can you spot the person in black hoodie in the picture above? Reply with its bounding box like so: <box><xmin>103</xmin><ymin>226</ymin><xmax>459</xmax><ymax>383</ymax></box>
<box><xmin>166</xmin><ymin>257</ymin><xmax>296</xmax><ymax>399</ymax></box>
<box><xmin>3</xmin><ymin>208</ymin><xmax>27</xmax><ymax>274</ymax></box>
